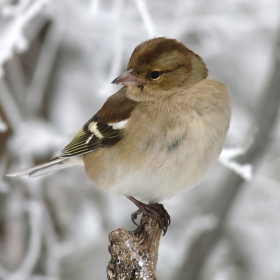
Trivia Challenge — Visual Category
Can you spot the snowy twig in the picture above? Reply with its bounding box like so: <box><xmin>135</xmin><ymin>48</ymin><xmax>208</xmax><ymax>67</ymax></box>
<box><xmin>98</xmin><ymin>0</ymin><xmax>125</xmax><ymax>97</ymax></box>
<box><xmin>27</xmin><ymin>21</ymin><xmax>62</xmax><ymax>113</ymax></box>
<box><xmin>0</xmin><ymin>0</ymin><xmax>49</xmax><ymax>76</ymax></box>
<box><xmin>0</xmin><ymin>80</ymin><xmax>22</xmax><ymax>131</ymax></box>
<box><xmin>5</xmin><ymin>201</ymin><xmax>43</xmax><ymax>280</ymax></box>
<box><xmin>135</xmin><ymin>0</ymin><xmax>157</xmax><ymax>38</ymax></box>
<box><xmin>219</xmin><ymin>147</ymin><xmax>253</xmax><ymax>181</ymax></box>
<box><xmin>107</xmin><ymin>213</ymin><xmax>162</xmax><ymax>280</ymax></box>
<box><xmin>4</xmin><ymin>56</ymin><xmax>28</xmax><ymax>110</ymax></box>
<box><xmin>89</xmin><ymin>0</ymin><xmax>99</xmax><ymax>14</ymax></box>
<box><xmin>219</xmin><ymin>134</ymin><xmax>255</xmax><ymax>181</ymax></box>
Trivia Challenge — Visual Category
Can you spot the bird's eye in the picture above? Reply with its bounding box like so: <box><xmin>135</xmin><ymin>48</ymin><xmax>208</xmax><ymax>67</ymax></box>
<box><xmin>149</xmin><ymin>71</ymin><xmax>160</xmax><ymax>79</ymax></box>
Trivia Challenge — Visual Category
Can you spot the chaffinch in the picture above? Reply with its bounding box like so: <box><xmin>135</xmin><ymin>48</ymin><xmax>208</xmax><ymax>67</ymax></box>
<box><xmin>7</xmin><ymin>37</ymin><xmax>231</xmax><ymax>233</ymax></box>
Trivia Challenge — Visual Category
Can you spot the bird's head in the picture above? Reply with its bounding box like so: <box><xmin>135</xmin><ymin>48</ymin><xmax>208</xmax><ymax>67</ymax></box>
<box><xmin>112</xmin><ymin>37</ymin><xmax>208</xmax><ymax>101</ymax></box>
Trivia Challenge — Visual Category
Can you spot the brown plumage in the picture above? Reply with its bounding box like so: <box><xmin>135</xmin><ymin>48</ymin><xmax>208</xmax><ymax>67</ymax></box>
<box><xmin>7</xmin><ymin>37</ymin><xmax>231</xmax><ymax>233</ymax></box>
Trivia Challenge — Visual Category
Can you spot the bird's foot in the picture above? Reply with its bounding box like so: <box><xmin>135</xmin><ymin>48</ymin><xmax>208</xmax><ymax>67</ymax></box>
<box><xmin>127</xmin><ymin>196</ymin><xmax>171</xmax><ymax>235</ymax></box>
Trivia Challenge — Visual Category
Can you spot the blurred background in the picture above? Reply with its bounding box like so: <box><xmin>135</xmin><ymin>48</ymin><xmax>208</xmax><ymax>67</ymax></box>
<box><xmin>0</xmin><ymin>0</ymin><xmax>280</xmax><ymax>279</ymax></box>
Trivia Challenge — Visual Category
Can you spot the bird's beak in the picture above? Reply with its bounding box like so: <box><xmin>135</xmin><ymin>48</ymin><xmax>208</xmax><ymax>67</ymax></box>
<box><xmin>111</xmin><ymin>69</ymin><xmax>144</xmax><ymax>86</ymax></box>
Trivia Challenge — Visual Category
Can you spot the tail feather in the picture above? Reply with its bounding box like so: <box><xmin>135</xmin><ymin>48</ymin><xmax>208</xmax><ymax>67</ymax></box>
<box><xmin>6</xmin><ymin>158</ymin><xmax>72</xmax><ymax>178</ymax></box>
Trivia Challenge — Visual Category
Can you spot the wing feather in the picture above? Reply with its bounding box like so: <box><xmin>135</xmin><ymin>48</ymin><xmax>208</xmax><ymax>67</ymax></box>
<box><xmin>59</xmin><ymin>88</ymin><xmax>137</xmax><ymax>158</ymax></box>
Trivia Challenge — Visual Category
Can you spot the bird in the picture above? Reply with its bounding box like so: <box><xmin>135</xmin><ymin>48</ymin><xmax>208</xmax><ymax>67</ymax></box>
<box><xmin>7</xmin><ymin>37</ymin><xmax>231</xmax><ymax>234</ymax></box>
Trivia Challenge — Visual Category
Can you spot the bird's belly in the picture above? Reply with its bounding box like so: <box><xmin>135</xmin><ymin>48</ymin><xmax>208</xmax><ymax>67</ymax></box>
<box><xmin>99</xmin><ymin>137</ymin><xmax>221</xmax><ymax>202</ymax></box>
<box><xmin>83</xmin><ymin>109</ymin><xmax>226</xmax><ymax>203</ymax></box>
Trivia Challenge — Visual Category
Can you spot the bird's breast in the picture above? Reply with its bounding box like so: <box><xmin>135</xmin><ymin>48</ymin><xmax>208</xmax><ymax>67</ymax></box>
<box><xmin>93</xmin><ymin>105</ymin><xmax>224</xmax><ymax>201</ymax></box>
<box><xmin>84</xmin><ymin>81</ymin><xmax>231</xmax><ymax>202</ymax></box>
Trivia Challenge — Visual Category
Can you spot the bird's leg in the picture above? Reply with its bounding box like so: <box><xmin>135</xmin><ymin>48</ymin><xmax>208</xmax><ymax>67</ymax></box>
<box><xmin>127</xmin><ymin>196</ymin><xmax>171</xmax><ymax>235</ymax></box>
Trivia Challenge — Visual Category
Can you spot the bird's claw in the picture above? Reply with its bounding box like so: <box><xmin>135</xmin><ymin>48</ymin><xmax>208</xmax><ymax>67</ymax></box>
<box><xmin>128</xmin><ymin>196</ymin><xmax>171</xmax><ymax>235</ymax></box>
<box><xmin>130</xmin><ymin>209</ymin><xmax>142</xmax><ymax>226</ymax></box>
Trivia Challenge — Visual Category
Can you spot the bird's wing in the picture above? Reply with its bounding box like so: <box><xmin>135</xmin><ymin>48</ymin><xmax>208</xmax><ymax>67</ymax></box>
<box><xmin>6</xmin><ymin>88</ymin><xmax>137</xmax><ymax>178</ymax></box>
<box><xmin>59</xmin><ymin>87</ymin><xmax>137</xmax><ymax>158</ymax></box>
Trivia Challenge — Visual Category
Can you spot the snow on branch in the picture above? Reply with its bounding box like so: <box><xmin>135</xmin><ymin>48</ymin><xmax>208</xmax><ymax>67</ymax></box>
<box><xmin>135</xmin><ymin>0</ymin><xmax>157</xmax><ymax>37</ymax></box>
<box><xmin>0</xmin><ymin>0</ymin><xmax>49</xmax><ymax>76</ymax></box>
<box><xmin>107</xmin><ymin>213</ymin><xmax>162</xmax><ymax>280</ymax></box>
<box><xmin>219</xmin><ymin>144</ymin><xmax>253</xmax><ymax>181</ymax></box>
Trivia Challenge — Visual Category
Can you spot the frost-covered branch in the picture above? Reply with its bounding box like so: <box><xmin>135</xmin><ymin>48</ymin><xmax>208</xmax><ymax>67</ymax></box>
<box><xmin>0</xmin><ymin>80</ymin><xmax>22</xmax><ymax>131</ymax></box>
<box><xmin>219</xmin><ymin>145</ymin><xmax>253</xmax><ymax>181</ymax></box>
<box><xmin>27</xmin><ymin>22</ymin><xmax>62</xmax><ymax>113</ymax></box>
<box><xmin>135</xmin><ymin>0</ymin><xmax>157</xmax><ymax>38</ymax></box>
<box><xmin>0</xmin><ymin>0</ymin><xmax>50</xmax><ymax>76</ymax></box>
<box><xmin>107</xmin><ymin>213</ymin><xmax>162</xmax><ymax>280</ymax></box>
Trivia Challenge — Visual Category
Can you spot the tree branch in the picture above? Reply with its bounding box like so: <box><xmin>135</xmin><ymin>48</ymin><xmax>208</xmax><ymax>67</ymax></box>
<box><xmin>107</xmin><ymin>214</ymin><xmax>162</xmax><ymax>280</ymax></box>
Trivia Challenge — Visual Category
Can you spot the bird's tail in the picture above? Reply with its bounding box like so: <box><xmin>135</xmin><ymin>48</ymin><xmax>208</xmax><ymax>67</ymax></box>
<box><xmin>6</xmin><ymin>157</ymin><xmax>80</xmax><ymax>178</ymax></box>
